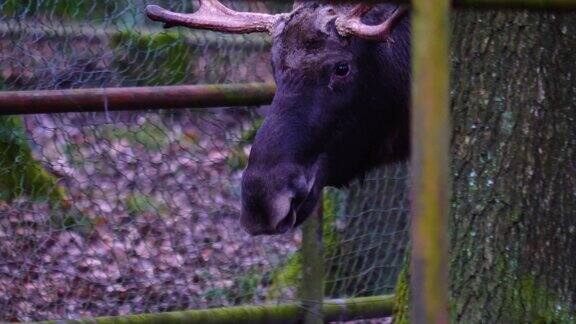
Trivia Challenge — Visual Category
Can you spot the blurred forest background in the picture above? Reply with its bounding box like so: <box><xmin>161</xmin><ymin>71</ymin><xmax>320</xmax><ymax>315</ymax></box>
<box><xmin>0</xmin><ymin>1</ymin><xmax>409</xmax><ymax>321</ymax></box>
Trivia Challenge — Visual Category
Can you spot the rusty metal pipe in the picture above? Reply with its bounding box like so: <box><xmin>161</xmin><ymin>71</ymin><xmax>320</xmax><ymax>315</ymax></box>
<box><xmin>0</xmin><ymin>83</ymin><xmax>276</xmax><ymax>116</ymax></box>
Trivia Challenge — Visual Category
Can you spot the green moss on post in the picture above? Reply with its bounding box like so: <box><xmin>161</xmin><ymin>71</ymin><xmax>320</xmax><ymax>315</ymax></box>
<box><xmin>321</xmin><ymin>188</ymin><xmax>341</xmax><ymax>253</ymax></box>
<box><xmin>300</xmin><ymin>198</ymin><xmax>324</xmax><ymax>323</ymax></box>
<box><xmin>36</xmin><ymin>295</ymin><xmax>394</xmax><ymax>324</ymax></box>
<box><xmin>410</xmin><ymin>0</ymin><xmax>451</xmax><ymax>322</ymax></box>
<box><xmin>268</xmin><ymin>189</ymin><xmax>342</xmax><ymax>300</ymax></box>
<box><xmin>267</xmin><ymin>253</ymin><xmax>302</xmax><ymax>300</ymax></box>
<box><xmin>393</xmin><ymin>262</ymin><xmax>410</xmax><ymax>324</ymax></box>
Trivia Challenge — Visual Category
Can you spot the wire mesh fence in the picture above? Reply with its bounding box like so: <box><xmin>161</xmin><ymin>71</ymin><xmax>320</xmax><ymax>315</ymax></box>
<box><xmin>0</xmin><ymin>0</ymin><xmax>409</xmax><ymax>321</ymax></box>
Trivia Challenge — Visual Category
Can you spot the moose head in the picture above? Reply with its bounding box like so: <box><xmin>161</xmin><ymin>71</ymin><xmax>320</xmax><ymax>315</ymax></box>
<box><xmin>146</xmin><ymin>1</ymin><xmax>410</xmax><ymax>235</ymax></box>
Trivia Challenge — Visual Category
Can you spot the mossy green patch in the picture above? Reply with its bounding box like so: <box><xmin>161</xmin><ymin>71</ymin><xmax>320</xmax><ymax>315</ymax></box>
<box><xmin>226</xmin><ymin>119</ymin><xmax>263</xmax><ymax>173</ymax></box>
<box><xmin>267</xmin><ymin>188</ymin><xmax>344</xmax><ymax>299</ymax></box>
<box><xmin>202</xmin><ymin>270</ymin><xmax>262</xmax><ymax>305</ymax></box>
<box><xmin>267</xmin><ymin>253</ymin><xmax>302</xmax><ymax>300</ymax></box>
<box><xmin>2</xmin><ymin>0</ymin><xmax>115</xmax><ymax>19</ymax></box>
<box><xmin>232</xmin><ymin>271</ymin><xmax>262</xmax><ymax>304</ymax></box>
<box><xmin>226</xmin><ymin>147</ymin><xmax>248</xmax><ymax>172</ymax></box>
<box><xmin>125</xmin><ymin>193</ymin><xmax>168</xmax><ymax>215</ymax></box>
<box><xmin>40</xmin><ymin>296</ymin><xmax>392</xmax><ymax>324</ymax></box>
<box><xmin>393</xmin><ymin>262</ymin><xmax>410</xmax><ymax>324</ymax></box>
<box><xmin>322</xmin><ymin>188</ymin><xmax>342</xmax><ymax>252</ymax></box>
<box><xmin>102</xmin><ymin>122</ymin><xmax>169</xmax><ymax>151</ymax></box>
<box><xmin>203</xmin><ymin>287</ymin><xmax>233</xmax><ymax>303</ymax></box>
<box><xmin>63</xmin><ymin>143</ymin><xmax>85</xmax><ymax>167</ymax></box>
<box><xmin>0</xmin><ymin>116</ymin><xmax>67</xmax><ymax>206</ymax></box>
<box><xmin>240</xmin><ymin>119</ymin><xmax>264</xmax><ymax>144</ymax></box>
<box><xmin>503</xmin><ymin>276</ymin><xmax>573</xmax><ymax>323</ymax></box>
<box><xmin>394</xmin><ymin>258</ymin><xmax>575</xmax><ymax>323</ymax></box>
<box><xmin>50</xmin><ymin>207</ymin><xmax>94</xmax><ymax>233</ymax></box>
<box><xmin>111</xmin><ymin>31</ymin><xmax>198</xmax><ymax>86</ymax></box>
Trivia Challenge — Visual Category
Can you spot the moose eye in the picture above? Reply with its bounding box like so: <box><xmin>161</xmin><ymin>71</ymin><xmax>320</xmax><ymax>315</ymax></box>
<box><xmin>334</xmin><ymin>62</ymin><xmax>350</xmax><ymax>77</ymax></box>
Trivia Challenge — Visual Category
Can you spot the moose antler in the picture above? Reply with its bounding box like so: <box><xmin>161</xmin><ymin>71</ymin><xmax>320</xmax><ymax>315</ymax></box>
<box><xmin>145</xmin><ymin>0</ymin><xmax>285</xmax><ymax>34</ymax></box>
<box><xmin>146</xmin><ymin>1</ymin><xmax>407</xmax><ymax>42</ymax></box>
<box><xmin>335</xmin><ymin>4</ymin><xmax>408</xmax><ymax>42</ymax></box>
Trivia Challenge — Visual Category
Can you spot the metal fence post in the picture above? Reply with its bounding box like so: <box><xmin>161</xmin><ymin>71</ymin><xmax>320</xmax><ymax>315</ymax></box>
<box><xmin>300</xmin><ymin>194</ymin><xmax>324</xmax><ymax>324</ymax></box>
<box><xmin>410</xmin><ymin>0</ymin><xmax>451</xmax><ymax>323</ymax></box>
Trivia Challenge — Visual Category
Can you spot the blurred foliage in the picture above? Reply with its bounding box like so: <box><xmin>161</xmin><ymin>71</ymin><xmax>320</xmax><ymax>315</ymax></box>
<box><xmin>50</xmin><ymin>207</ymin><xmax>94</xmax><ymax>233</ymax></box>
<box><xmin>202</xmin><ymin>270</ymin><xmax>262</xmax><ymax>305</ymax></box>
<box><xmin>125</xmin><ymin>193</ymin><xmax>168</xmax><ymax>215</ymax></box>
<box><xmin>102</xmin><ymin>122</ymin><xmax>169</xmax><ymax>151</ymax></box>
<box><xmin>239</xmin><ymin>118</ymin><xmax>263</xmax><ymax>144</ymax></box>
<box><xmin>62</xmin><ymin>143</ymin><xmax>85</xmax><ymax>167</ymax></box>
<box><xmin>203</xmin><ymin>287</ymin><xmax>232</xmax><ymax>303</ymax></box>
<box><xmin>0</xmin><ymin>116</ymin><xmax>67</xmax><ymax>205</ymax></box>
<box><xmin>232</xmin><ymin>271</ymin><xmax>262</xmax><ymax>304</ymax></box>
<box><xmin>1</xmin><ymin>0</ymin><xmax>117</xmax><ymax>19</ymax></box>
<box><xmin>227</xmin><ymin>119</ymin><xmax>263</xmax><ymax>172</ymax></box>
<box><xmin>227</xmin><ymin>147</ymin><xmax>248</xmax><ymax>172</ymax></box>
<box><xmin>111</xmin><ymin>31</ymin><xmax>199</xmax><ymax>86</ymax></box>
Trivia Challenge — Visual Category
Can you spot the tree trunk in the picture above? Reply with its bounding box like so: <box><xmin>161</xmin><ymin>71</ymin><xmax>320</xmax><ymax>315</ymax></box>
<box><xmin>450</xmin><ymin>9</ymin><xmax>576</xmax><ymax>322</ymax></box>
<box><xmin>396</xmin><ymin>10</ymin><xmax>576</xmax><ymax>322</ymax></box>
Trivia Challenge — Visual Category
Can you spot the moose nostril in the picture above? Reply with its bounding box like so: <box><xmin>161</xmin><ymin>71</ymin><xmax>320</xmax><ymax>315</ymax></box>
<box><xmin>274</xmin><ymin>189</ymin><xmax>308</xmax><ymax>234</ymax></box>
<box><xmin>274</xmin><ymin>209</ymin><xmax>296</xmax><ymax>234</ymax></box>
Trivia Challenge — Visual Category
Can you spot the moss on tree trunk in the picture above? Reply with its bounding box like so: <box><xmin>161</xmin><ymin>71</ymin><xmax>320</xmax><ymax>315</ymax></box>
<box><xmin>449</xmin><ymin>9</ymin><xmax>576</xmax><ymax>322</ymax></box>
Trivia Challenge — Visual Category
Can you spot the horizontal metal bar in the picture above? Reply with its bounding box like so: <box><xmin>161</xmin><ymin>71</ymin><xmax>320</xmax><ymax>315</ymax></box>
<box><xmin>0</xmin><ymin>83</ymin><xmax>276</xmax><ymax>115</ymax></box>
<box><xmin>35</xmin><ymin>295</ymin><xmax>395</xmax><ymax>324</ymax></box>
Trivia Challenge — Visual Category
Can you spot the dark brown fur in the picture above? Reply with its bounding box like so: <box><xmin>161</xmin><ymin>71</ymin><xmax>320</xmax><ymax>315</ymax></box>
<box><xmin>241</xmin><ymin>3</ymin><xmax>410</xmax><ymax>235</ymax></box>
